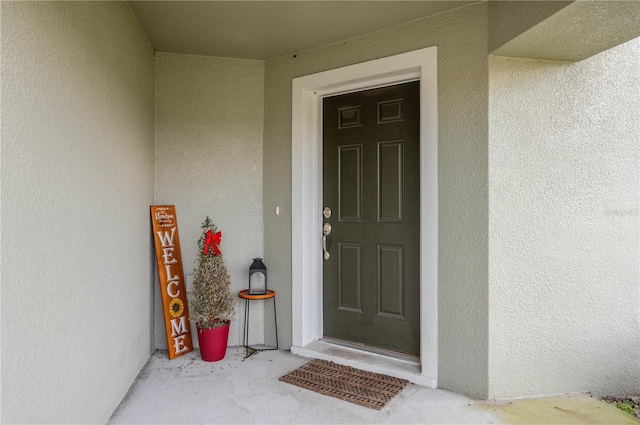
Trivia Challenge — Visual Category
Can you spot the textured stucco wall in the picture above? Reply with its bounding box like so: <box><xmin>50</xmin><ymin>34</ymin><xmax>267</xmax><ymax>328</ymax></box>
<box><xmin>488</xmin><ymin>38</ymin><xmax>640</xmax><ymax>399</ymax></box>
<box><xmin>264</xmin><ymin>3</ymin><xmax>490</xmax><ymax>398</ymax></box>
<box><xmin>1</xmin><ymin>2</ymin><xmax>155</xmax><ymax>423</ymax></box>
<box><xmin>154</xmin><ymin>53</ymin><xmax>264</xmax><ymax>348</ymax></box>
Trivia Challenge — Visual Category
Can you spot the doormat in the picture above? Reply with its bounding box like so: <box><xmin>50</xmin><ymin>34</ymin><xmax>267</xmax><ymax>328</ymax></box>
<box><xmin>279</xmin><ymin>359</ymin><xmax>409</xmax><ymax>410</ymax></box>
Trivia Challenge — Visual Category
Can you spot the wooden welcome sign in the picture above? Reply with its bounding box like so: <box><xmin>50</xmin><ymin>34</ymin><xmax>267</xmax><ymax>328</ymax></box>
<box><xmin>151</xmin><ymin>205</ymin><xmax>193</xmax><ymax>359</ymax></box>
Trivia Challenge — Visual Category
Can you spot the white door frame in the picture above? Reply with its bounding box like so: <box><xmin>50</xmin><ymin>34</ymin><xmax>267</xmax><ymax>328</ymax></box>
<box><xmin>291</xmin><ymin>46</ymin><xmax>438</xmax><ymax>387</ymax></box>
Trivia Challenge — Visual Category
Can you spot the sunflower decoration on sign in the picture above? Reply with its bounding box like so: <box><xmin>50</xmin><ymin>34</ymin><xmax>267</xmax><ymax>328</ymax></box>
<box><xmin>168</xmin><ymin>298</ymin><xmax>184</xmax><ymax>318</ymax></box>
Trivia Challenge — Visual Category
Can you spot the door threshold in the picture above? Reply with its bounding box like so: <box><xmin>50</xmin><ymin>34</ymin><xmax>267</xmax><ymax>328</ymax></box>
<box><xmin>290</xmin><ymin>340</ymin><xmax>437</xmax><ymax>388</ymax></box>
<box><xmin>321</xmin><ymin>337</ymin><xmax>420</xmax><ymax>364</ymax></box>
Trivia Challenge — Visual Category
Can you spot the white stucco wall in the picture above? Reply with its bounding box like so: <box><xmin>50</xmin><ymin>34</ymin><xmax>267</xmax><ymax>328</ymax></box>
<box><xmin>488</xmin><ymin>38</ymin><xmax>640</xmax><ymax>398</ymax></box>
<box><xmin>154</xmin><ymin>53</ymin><xmax>264</xmax><ymax>348</ymax></box>
<box><xmin>1</xmin><ymin>2</ymin><xmax>156</xmax><ymax>423</ymax></box>
<box><xmin>264</xmin><ymin>3</ymin><xmax>490</xmax><ymax>398</ymax></box>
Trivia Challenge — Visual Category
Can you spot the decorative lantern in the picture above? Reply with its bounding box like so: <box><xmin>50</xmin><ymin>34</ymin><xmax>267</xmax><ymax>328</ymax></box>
<box><xmin>249</xmin><ymin>258</ymin><xmax>267</xmax><ymax>295</ymax></box>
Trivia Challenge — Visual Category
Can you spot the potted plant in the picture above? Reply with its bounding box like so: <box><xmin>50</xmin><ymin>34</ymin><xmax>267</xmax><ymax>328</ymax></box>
<box><xmin>190</xmin><ymin>217</ymin><xmax>235</xmax><ymax>361</ymax></box>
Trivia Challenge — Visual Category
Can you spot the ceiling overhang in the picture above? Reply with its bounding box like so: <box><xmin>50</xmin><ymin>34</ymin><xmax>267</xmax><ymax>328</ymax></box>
<box><xmin>129</xmin><ymin>1</ymin><xmax>640</xmax><ymax>63</ymax></box>
<box><xmin>490</xmin><ymin>1</ymin><xmax>640</xmax><ymax>62</ymax></box>
<box><xmin>128</xmin><ymin>1</ymin><xmax>476</xmax><ymax>60</ymax></box>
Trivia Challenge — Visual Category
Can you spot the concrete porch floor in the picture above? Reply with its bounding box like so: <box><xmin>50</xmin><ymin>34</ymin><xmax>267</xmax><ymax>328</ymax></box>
<box><xmin>108</xmin><ymin>348</ymin><xmax>638</xmax><ymax>425</ymax></box>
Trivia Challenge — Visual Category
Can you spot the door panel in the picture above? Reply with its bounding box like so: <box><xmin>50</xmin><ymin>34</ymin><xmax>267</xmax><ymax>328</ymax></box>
<box><xmin>378</xmin><ymin>140</ymin><xmax>404</xmax><ymax>222</ymax></box>
<box><xmin>338</xmin><ymin>145</ymin><xmax>362</xmax><ymax>221</ymax></box>
<box><xmin>322</xmin><ymin>81</ymin><xmax>420</xmax><ymax>356</ymax></box>
<box><xmin>338</xmin><ymin>243</ymin><xmax>362</xmax><ymax>312</ymax></box>
<box><xmin>378</xmin><ymin>244</ymin><xmax>404</xmax><ymax>318</ymax></box>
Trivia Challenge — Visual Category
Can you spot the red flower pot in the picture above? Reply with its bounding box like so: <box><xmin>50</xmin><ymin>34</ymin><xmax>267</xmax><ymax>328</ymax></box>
<box><xmin>196</xmin><ymin>322</ymin><xmax>230</xmax><ymax>362</ymax></box>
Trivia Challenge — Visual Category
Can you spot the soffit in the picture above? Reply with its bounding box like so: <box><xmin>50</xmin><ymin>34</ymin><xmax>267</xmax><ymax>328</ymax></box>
<box><xmin>491</xmin><ymin>1</ymin><xmax>640</xmax><ymax>61</ymax></box>
<box><xmin>128</xmin><ymin>1</ymin><xmax>476</xmax><ymax>60</ymax></box>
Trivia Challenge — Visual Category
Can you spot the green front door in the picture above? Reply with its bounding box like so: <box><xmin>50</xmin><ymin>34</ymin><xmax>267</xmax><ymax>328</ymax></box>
<box><xmin>322</xmin><ymin>81</ymin><xmax>420</xmax><ymax>356</ymax></box>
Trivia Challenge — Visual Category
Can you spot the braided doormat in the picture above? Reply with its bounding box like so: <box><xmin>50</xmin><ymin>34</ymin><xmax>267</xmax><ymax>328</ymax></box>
<box><xmin>279</xmin><ymin>359</ymin><xmax>409</xmax><ymax>410</ymax></box>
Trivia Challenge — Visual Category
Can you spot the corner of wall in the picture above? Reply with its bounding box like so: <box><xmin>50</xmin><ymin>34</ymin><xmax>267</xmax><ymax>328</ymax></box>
<box><xmin>488</xmin><ymin>38</ymin><xmax>640</xmax><ymax>399</ymax></box>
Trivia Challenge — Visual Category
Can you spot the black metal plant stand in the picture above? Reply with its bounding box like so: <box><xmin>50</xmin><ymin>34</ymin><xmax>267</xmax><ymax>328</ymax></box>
<box><xmin>238</xmin><ymin>289</ymin><xmax>278</xmax><ymax>358</ymax></box>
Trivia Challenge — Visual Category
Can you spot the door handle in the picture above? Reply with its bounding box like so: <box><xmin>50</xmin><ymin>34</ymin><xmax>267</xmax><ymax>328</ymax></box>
<box><xmin>322</xmin><ymin>223</ymin><xmax>332</xmax><ymax>260</ymax></box>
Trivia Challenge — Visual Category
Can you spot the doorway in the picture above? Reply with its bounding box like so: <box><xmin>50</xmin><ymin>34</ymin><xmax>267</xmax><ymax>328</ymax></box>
<box><xmin>322</xmin><ymin>82</ymin><xmax>421</xmax><ymax>357</ymax></box>
<box><xmin>291</xmin><ymin>46</ymin><xmax>438</xmax><ymax>387</ymax></box>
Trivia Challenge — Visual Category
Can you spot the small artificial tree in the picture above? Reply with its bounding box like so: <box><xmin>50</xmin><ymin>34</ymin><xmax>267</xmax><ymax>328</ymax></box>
<box><xmin>190</xmin><ymin>217</ymin><xmax>235</xmax><ymax>329</ymax></box>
